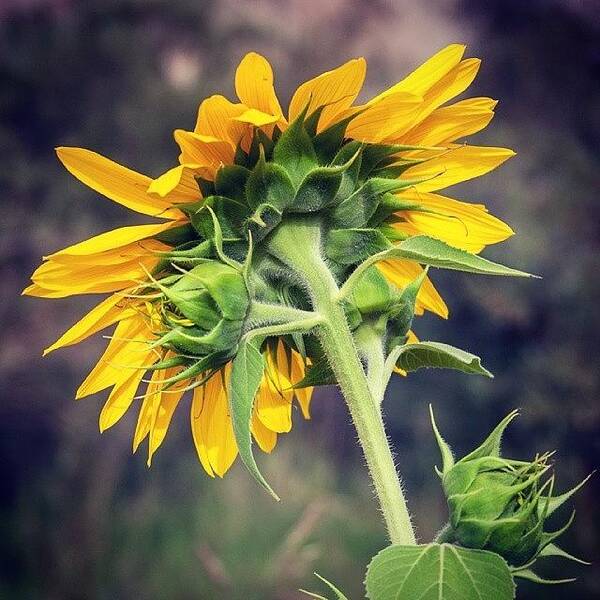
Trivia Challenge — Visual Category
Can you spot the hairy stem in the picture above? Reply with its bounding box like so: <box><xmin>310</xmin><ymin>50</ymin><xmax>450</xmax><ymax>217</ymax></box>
<box><xmin>266</xmin><ymin>217</ymin><xmax>416</xmax><ymax>545</ymax></box>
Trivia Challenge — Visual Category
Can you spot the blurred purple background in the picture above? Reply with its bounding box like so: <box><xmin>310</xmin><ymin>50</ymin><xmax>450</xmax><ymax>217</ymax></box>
<box><xmin>1</xmin><ymin>1</ymin><xmax>599</xmax><ymax>598</ymax></box>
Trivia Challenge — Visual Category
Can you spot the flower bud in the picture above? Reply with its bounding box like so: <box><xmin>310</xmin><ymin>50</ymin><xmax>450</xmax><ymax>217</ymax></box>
<box><xmin>151</xmin><ymin>259</ymin><xmax>249</xmax><ymax>361</ymax></box>
<box><xmin>431</xmin><ymin>408</ymin><xmax>589</xmax><ymax>570</ymax></box>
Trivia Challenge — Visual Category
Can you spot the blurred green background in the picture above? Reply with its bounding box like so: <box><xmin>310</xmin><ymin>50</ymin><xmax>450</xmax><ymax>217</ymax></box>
<box><xmin>1</xmin><ymin>0</ymin><xmax>598</xmax><ymax>598</ymax></box>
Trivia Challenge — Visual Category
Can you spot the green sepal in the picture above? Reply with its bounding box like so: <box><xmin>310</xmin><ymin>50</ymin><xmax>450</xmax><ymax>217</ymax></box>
<box><xmin>245</xmin><ymin>151</ymin><xmax>296</xmax><ymax>211</ymax></box>
<box><xmin>429</xmin><ymin>405</ymin><xmax>455</xmax><ymax>477</ymax></box>
<box><xmin>195</xmin><ymin>175</ymin><xmax>215</xmax><ymax>198</ymax></box>
<box><xmin>349</xmin><ymin>265</ymin><xmax>396</xmax><ymax>315</ymax></box>
<box><xmin>256</xmin><ymin>128</ymin><xmax>275</xmax><ymax>159</ymax></box>
<box><xmin>214</xmin><ymin>164</ymin><xmax>251</xmax><ymax>203</ymax></box>
<box><xmin>373</xmin><ymin>157</ymin><xmax>427</xmax><ymax>179</ymax></box>
<box><xmin>303</xmin><ymin>106</ymin><xmax>326</xmax><ymax>137</ymax></box>
<box><xmin>541</xmin><ymin>472</ymin><xmax>594</xmax><ymax>518</ymax></box>
<box><xmin>386</xmin><ymin>268</ymin><xmax>427</xmax><ymax>350</ymax></box>
<box><xmin>246</xmin><ymin>203</ymin><xmax>283</xmax><ymax>242</ymax></box>
<box><xmin>312</xmin><ymin>114</ymin><xmax>356</xmax><ymax>165</ymax></box>
<box><xmin>173</xmin><ymin>261</ymin><xmax>249</xmax><ymax>320</ymax></box>
<box><xmin>272</xmin><ymin>106</ymin><xmax>318</xmax><ymax>188</ymax></box>
<box><xmin>160</xmin><ymin>286</ymin><xmax>221</xmax><ymax>328</ymax></box>
<box><xmin>290</xmin><ymin>162</ymin><xmax>350</xmax><ymax>213</ymax></box>
<box><xmin>154</xmin><ymin>223</ymin><xmax>197</xmax><ymax>246</ymax></box>
<box><xmin>325</xmin><ymin>228</ymin><xmax>390</xmax><ymax>265</ymax></box>
<box><xmin>512</xmin><ymin>568</ymin><xmax>576</xmax><ymax>585</ymax></box>
<box><xmin>377</xmin><ymin>224</ymin><xmax>411</xmax><ymax>242</ymax></box>
<box><xmin>191</xmin><ymin>195</ymin><xmax>248</xmax><ymax>241</ymax></box>
<box><xmin>144</xmin><ymin>354</ymin><xmax>191</xmax><ymax>371</ymax></box>
<box><xmin>300</xmin><ymin>573</ymin><xmax>350</xmax><ymax>600</ymax></box>
<box><xmin>462</xmin><ymin>410</ymin><xmax>520</xmax><ymax>461</ymax></box>
<box><xmin>368</xmin><ymin>192</ymin><xmax>424</xmax><ymax>227</ymax></box>
<box><xmin>160</xmin><ymin>240</ymin><xmax>212</xmax><ymax>262</ymax></box>
<box><xmin>153</xmin><ymin>319</ymin><xmax>243</xmax><ymax>355</ymax></box>
<box><xmin>329</xmin><ymin>179</ymin><xmax>389</xmax><ymax>228</ymax></box>
<box><xmin>538</xmin><ymin>543</ymin><xmax>590</xmax><ymax>565</ymax></box>
<box><xmin>155</xmin><ymin>351</ymin><xmax>229</xmax><ymax>388</ymax></box>
<box><xmin>358</xmin><ymin>143</ymin><xmax>407</xmax><ymax>180</ymax></box>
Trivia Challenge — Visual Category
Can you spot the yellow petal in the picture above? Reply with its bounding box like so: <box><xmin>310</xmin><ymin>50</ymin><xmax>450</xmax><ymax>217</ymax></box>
<box><xmin>346</xmin><ymin>91</ymin><xmax>422</xmax><ymax>143</ymax></box>
<box><xmin>251</xmin><ymin>414</ymin><xmax>278</xmax><ymax>453</ymax></box>
<box><xmin>22</xmin><ymin>283</ymin><xmax>65</xmax><ymax>298</ymax></box>
<box><xmin>406</xmin><ymin>329</ymin><xmax>419</xmax><ymax>344</ymax></box>
<box><xmin>394</xmin><ymin>189</ymin><xmax>514</xmax><ymax>252</ymax></box>
<box><xmin>56</xmin><ymin>147</ymin><xmax>182</xmax><ymax>219</ymax></box>
<box><xmin>290</xmin><ymin>350</ymin><xmax>313</xmax><ymax>419</ymax></box>
<box><xmin>401</xmin><ymin>145</ymin><xmax>515</xmax><ymax>193</ymax></box>
<box><xmin>30</xmin><ymin>254</ymin><xmax>160</xmax><ymax>296</ymax></box>
<box><xmin>190</xmin><ymin>368</ymin><xmax>238</xmax><ymax>477</ymax></box>
<box><xmin>173</xmin><ymin>130</ymin><xmax>234</xmax><ymax>173</ymax></box>
<box><xmin>99</xmin><ymin>367</ymin><xmax>147</xmax><ymax>433</ymax></box>
<box><xmin>393</xmin><ymin>330</ymin><xmax>420</xmax><ymax>376</ymax></box>
<box><xmin>401</xmin><ymin>97</ymin><xmax>496</xmax><ymax>146</ymax></box>
<box><xmin>147</xmin><ymin>367</ymin><xmax>187</xmax><ymax>465</ymax></box>
<box><xmin>288</xmin><ymin>58</ymin><xmax>367</xmax><ymax>131</ymax></box>
<box><xmin>46</xmin><ymin>238</ymin><xmax>170</xmax><ymax>265</ymax></box>
<box><xmin>194</xmin><ymin>95</ymin><xmax>247</xmax><ymax>146</ymax></box>
<box><xmin>370</xmin><ymin>44</ymin><xmax>466</xmax><ymax>103</ymax></box>
<box><xmin>147</xmin><ymin>164</ymin><xmax>203</xmax><ymax>201</ymax></box>
<box><xmin>235</xmin><ymin>52</ymin><xmax>284</xmax><ymax>120</ymax></box>
<box><xmin>389</xmin><ymin>59</ymin><xmax>481</xmax><ymax>138</ymax></box>
<box><xmin>255</xmin><ymin>380</ymin><xmax>292</xmax><ymax>433</ymax></box>
<box><xmin>46</xmin><ymin>222</ymin><xmax>177</xmax><ymax>258</ymax></box>
<box><xmin>133</xmin><ymin>366</ymin><xmax>165</xmax><ymax>452</ymax></box>
<box><xmin>377</xmin><ymin>260</ymin><xmax>448</xmax><ymax>318</ymax></box>
<box><xmin>43</xmin><ymin>294</ymin><xmax>137</xmax><ymax>356</ymax></box>
<box><xmin>234</xmin><ymin>107</ymin><xmax>281</xmax><ymax>127</ymax></box>
<box><xmin>76</xmin><ymin>315</ymin><xmax>155</xmax><ymax>398</ymax></box>
<box><xmin>255</xmin><ymin>343</ymin><xmax>293</xmax><ymax>433</ymax></box>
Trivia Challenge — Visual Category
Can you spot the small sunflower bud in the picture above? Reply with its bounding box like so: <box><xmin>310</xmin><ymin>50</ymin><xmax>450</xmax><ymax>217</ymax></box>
<box><xmin>431</xmin><ymin>408</ymin><xmax>589</xmax><ymax>570</ymax></box>
<box><xmin>152</xmin><ymin>259</ymin><xmax>249</xmax><ymax>360</ymax></box>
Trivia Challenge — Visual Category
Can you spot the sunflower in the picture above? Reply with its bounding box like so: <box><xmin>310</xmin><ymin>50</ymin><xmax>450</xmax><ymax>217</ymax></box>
<box><xmin>25</xmin><ymin>44</ymin><xmax>514</xmax><ymax>478</ymax></box>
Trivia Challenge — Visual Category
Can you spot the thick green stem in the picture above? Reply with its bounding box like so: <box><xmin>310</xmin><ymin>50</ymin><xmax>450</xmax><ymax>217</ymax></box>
<box><xmin>265</xmin><ymin>217</ymin><xmax>416</xmax><ymax>545</ymax></box>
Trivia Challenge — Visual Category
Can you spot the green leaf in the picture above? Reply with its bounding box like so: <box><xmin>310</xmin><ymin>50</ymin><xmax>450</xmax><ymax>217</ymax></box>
<box><xmin>273</xmin><ymin>109</ymin><xmax>318</xmax><ymax>188</ymax></box>
<box><xmin>325</xmin><ymin>229</ymin><xmax>390</xmax><ymax>265</ymax></box>
<box><xmin>385</xmin><ymin>235</ymin><xmax>535</xmax><ymax>276</ymax></box>
<box><xmin>300</xmin><ymin>573</ymin><xmax>350</xmax><ymax>600</ymax></box>
<box><xmin>365</xmin><ymin>543</ymin><xmax>515</xmax><ymax>600</ymax></box>
<box><xmin>245</xmin><ymin>154</ymin><xmax>295</xmax><ymax>211</ymax></box>
<box><xmin>214</xmin><ymin>164</ymin><xmax>251</xmax><ymax>203</ymax></box>
<box><xmin>391</xmin><ymin>341</ymin><xmax>493</xmax><ymax>378</ymax></box>
<box><xmin>228</xmin><ymin>335</ymin><xmax>278</xmax><ymax>499</ymax></box>
<box><xmin>338</xmin><ymin>235</ymin><xmax>534</xmax><ymax>303</ymax></box>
